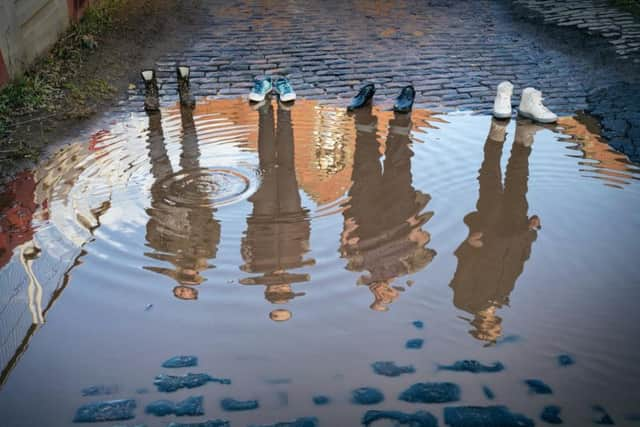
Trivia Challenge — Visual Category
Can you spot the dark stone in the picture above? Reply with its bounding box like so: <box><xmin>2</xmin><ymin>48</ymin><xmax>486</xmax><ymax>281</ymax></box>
<box><xmin>439</xmin><ymin>360</ymin><xmax>504</xmax><ymax>374</ymax></box>
<box><xmin>444</xmin><ymin>406</ymin><xmax>534</xmax><ymax>427</ymax></box>
<box><xmin>154</xmin><ymin>373</ymin><xmax>230</xmax><ymax>392</ymax></box>
<box><xmin>371</xmin><ymin>361</ymin><xmax>416</xmax><ymax>377</ymax></box>
<box><xmin>81</xmin><ymin>385</ymin><xmax>118</xmax><ymax>396</ymax></box>
<box><xmin>248</xmin><ymin>417</ymin><xmax>318</xmax><ymax>427</ymax></box>
<box><xmin>312</xmin><ymin>395</ymin><xmax>330</xmax><ymax>405</ymax></box>
<box><xmin>557</xmin><ymin>355</ymin><xmax>575</xmax><ymax>367</ymax></box>
<box><xmin>412</xmin><ymin>320</ymin><xmax>424</xmax><ymax>329</ymax></box>
<box><xmin>351</xmin><ymin>387</ymin><xmax>385</xmax><ymax>405</ymax></box>
<box><xmin>73</xmin><ymin>399</ymin><xmax>136</xmax><ymax>423</ymax></box>
<box><xmin>541</xmin><ymin>405</ymin><xmax>563</xmax><ymax>424</ymax></box>
<box><xmin>524</xmin><ymin>379</ymin><xmax>553</xmax><ymax>394</ymax></box>
<box><xmin>399</xmin><ymin>382</ymin><xmax>461</xmax><ymax>404</ymax></box>
<box><xmin>168</xmin><ymin>421</ymin><xmax>230</xmax><ymax>427</ymax></box>
<box><xmin>220</xmin><ymin>398</ymin><xmax>259</xmax><ymax>411</ymax></box>
<box><xmin>482</xmin><ymin>386</ymin><xmax>495</xmax><ymax>400</ymax></box>
<box><xmin>146</xmin><ymin>396</ymin><xmax>204</xmax><ymax>417</ymax></box>
<box><xmin>362</xmin><ymin>410</ymin><xmax>438</xmax><ymax>426</ymax></box>
<box><xmin>406</xmin><ymin>339</ymin><xmax>424</xmax><ymax>349</ymax></box>
<box><xmin>162</xmin><ymin>355</ymin><xmax>198</xmax><ymax>368</ymax></box>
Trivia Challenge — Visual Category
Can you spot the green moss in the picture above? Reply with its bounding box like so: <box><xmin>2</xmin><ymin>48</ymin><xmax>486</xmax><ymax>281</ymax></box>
<box><xmin>0</xmin><ymin>0</ymin><xmax>124</xmax><ymax>163</ymax></box>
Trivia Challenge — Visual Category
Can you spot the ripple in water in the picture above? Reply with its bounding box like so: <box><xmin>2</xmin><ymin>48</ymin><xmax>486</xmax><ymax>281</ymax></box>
<box><xmin>1</xmin><ymin>98</ymin><xmax>640</xmax><ymax>426</ymax></box>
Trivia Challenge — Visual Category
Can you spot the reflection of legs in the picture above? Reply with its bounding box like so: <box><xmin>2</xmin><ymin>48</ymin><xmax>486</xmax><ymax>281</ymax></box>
<box><xmin>275</xmin><ymin>107</ymin><xmax>302</xmax><ymax>215</ymax></box>
<box><xmin>382</xmin><ymin>113</ymin><xmax>415</xmax><ymax>222</ymax></box>
<box><xmin>179</xmin><ymin>106</ymin><xmax>200</xmax><ymax>171</ymax></box>
<box><xmin>503</xmin><ymin>123</ymin><xmax>534</xmax><ymax>232</ymax></box>
<box><xmin>147</xmin><ymin>112</ymin><xmax>172</xmax><ymax>181</ymax></box>
<box><xmin>251</xmin><ymin>103</ymin><xmax>277</xmax><ymax>217</ymax></box>
<box><xmin>476</xmin><ymin>121</ymin><xmax>505</xmax><ymax>229</ymax></box>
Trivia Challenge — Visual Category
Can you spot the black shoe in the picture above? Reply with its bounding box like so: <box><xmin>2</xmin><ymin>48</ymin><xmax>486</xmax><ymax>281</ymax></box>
<box><xmin>177</xmin><ymin>66</ymin><xmax>196</xmax><ymax>108</ymax></box>
<box><xmin>347</xmin><ymin>84</ymin><xmax>376</xmax><ymax>111</ymax></box>
<box><xmin>393</xmin><ymin>85</ymin><xmax>415</xmax><ymax>113</ymax></box>
<box><xmin>141</xmin><ymin>69</ymin><xmax>159</xmax><ymax>112</ymax></box>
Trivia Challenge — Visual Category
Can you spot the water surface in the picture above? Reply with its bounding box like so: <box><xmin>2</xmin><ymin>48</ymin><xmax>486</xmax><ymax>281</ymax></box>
<box><xmin>1</xmin><ymin>99</ymin><xmax>639</xmax><ymax>426</ymax></box>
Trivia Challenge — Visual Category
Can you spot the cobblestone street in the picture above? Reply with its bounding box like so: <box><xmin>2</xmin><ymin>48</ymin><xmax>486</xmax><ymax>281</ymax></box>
<box><xmin>124</xmin><ymin>0</ymin><xmax>640</xmax><ymax>160</ymax></box>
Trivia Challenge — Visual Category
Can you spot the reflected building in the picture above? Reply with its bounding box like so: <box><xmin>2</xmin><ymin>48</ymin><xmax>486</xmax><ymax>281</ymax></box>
<box><xmin>450</xmin><ymin>119</ymin><xmax>542</xmax><ymax>344</ymax></box>
<box><xmin>340</xmin><ymin>107</ymin><xmax>436</xmax><ymax>311</ymax></box>
<box><xmin>143</xmin><ymin>107</ymin><xmax>221</xmax><ymax>300</ymax></box>
<box><xmin>240</xmin><ymin>102</ymin><xmax>314</xmax><ymax>321</ymax></box>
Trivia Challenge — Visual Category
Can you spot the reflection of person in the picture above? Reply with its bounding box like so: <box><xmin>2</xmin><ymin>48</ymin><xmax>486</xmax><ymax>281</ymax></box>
<box><xmin>144</xmin><ymin>107</ymin><xmax>221</xmax><ymax>300</ymax></box>
<box><xmin>341</xmin><ymin>107</ymin><xmax>436</xmax><ymax>311</ymax></box>
<box><xmin>240</xmin><ymin>101</ymin><xmax>314</xmax><ymax>320</ymax></box>
<box><xmin>450</xmin><ymin>119</ymin><xmax>542</xmax><ymax>344</ymax></box>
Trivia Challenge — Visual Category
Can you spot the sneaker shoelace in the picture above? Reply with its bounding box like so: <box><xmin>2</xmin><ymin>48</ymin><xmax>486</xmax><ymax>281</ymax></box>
<box><xmin>252</xmin><ymin>80</ymin><xmax>268</xmax><ymax>93</ymax></box>
<box><xmin>534</xmin><ymin>96</ymin><xmax>551</xmax><ymax>114</ymax></box>
<box><xmin>277</xmin><ymin>80</ymin><xmax>293</xmax><ymax>94</ymax></box>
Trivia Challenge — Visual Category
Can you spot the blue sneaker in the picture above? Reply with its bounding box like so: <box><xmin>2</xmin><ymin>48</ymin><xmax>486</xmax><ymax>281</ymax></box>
<box><xmin>249</xmin><ymin>77</ymin><xmax>272</xmax><ymax>102</ymax></box>
<box><xmin>274</xmin><ymin>77</ymin><xmax>296</xmax><ymax>102</ymax></box>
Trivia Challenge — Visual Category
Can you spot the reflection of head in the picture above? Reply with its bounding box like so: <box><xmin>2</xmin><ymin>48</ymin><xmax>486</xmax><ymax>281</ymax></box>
<box><xmin>469</xmin><ymin>306</ymin><xmax>503</xmax><ymax>343</ymax></box>
<box><xmin>368</xmin><ymin>280</ymin><xmax>400</xmax><ymax>312</ymax></box>
<box><xmin>173</xmin><ymin>285</ymin><xmax>198</xmax><ymax>300</ymax></box>
<box><xmin>270</xmin><ymin>309</ymin><xmax>292</xmax><ymax>322</ymax></box>
<box><xmin>265</xmin><ymin>283</ymin><xmax>296</xmax><ymax>304</ymax></box>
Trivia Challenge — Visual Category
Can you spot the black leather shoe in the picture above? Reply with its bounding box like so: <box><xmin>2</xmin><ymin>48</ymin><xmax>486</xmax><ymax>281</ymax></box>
<box><xmin>393</xmin><ymin>85</ymin><xmax>415</xmax><ymax>113</ymax></box>
<box><xmin>347</xmin><ymin>83</ymin><xmax>375</xmax><ymax>111</ymax></box>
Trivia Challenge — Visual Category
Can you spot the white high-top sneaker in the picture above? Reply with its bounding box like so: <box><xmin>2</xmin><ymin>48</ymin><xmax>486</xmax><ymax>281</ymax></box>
<box><xmin>493</xmin><ymin>81</ymin><xmax>513</xmax><ymax>119</ymax></box>
<box><xmin>518</xmin><ymin>88</ymin><xmax>557</xmax><ymax>123</ymax></box>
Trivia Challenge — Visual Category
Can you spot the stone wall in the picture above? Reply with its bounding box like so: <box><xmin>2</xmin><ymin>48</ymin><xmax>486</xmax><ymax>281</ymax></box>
<box><xmin>0</xmin><ymin>0</ymin><xmax>92</xmax><ymax>87</ymax></box>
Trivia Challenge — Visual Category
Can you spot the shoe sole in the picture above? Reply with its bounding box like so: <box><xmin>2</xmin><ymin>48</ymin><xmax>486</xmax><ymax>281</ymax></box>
<box><xmin>249</xmin><ymin>92</ymin><xmax>267</xmax><ymax>102</ymax></box>
<box><xmin>493</xmin><ymin>111</ymin><xmax>512</xmax><ymax>119</ymax></box>
<box><xmin>518</xmin><ymin>109</ymin><xmax>557</xmax><ymax>123</ymax></box>
<box><xmin>279</xmin><ymin>93</ymin><xmax>296</xmax><ymax>102</ymax></box>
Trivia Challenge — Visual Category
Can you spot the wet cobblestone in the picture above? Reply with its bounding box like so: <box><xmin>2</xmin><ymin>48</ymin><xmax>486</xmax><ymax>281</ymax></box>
<box><xmin>125</xmin><ymin>0</ymin><xmax>640</xmax><ymax>160</ymax></box>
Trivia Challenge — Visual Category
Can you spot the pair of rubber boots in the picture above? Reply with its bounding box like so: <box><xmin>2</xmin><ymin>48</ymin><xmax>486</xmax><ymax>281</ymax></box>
<box><xmin>142</xmin><ymin>66</ymin><xmax>195</xmax><ymax>112</ymax></box>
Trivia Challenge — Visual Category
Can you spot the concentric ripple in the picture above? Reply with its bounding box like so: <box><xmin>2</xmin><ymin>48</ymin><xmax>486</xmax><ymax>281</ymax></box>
<box><xmin>156</xmin><ymin>167</ymin><xmax>256</xmax><ymax>208</ymax></box>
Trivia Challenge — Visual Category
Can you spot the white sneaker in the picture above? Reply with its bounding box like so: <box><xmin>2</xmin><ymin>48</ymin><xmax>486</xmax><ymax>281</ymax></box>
<box><xmin>518</xmin><ymin>88</ymin><xmax>557</xmax><ymax>123</ymax></box>
<box><xmin>492</xmin><ymin>81</ymin><xmax>513</xmax><ymax>119</ymax></box>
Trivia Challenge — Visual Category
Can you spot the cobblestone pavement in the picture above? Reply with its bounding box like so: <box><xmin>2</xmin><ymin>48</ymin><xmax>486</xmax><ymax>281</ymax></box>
<box><xmin>512</xmin><ymin>0</ymin><xmax>640</xmax><ymax>63</ymax></box>
<box><xmin>126</xmin><ymin>0</ymin><xmax>640</xmax><ymax>160</ymax></box>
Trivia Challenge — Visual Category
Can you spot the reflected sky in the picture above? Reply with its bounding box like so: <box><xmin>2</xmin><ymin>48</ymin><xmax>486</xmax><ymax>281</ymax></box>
<box><xmin>1</xmin><ymin>99</ymin><xmax>640</xmax><ymax>426</ymax></box>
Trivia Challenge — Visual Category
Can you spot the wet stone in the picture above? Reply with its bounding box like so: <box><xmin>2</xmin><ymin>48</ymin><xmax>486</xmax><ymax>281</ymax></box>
<box><xmin>362</xmin><ymin>410</ymin><xmax>438</xmax><ymax>427</ymax></box>
<box><xmin>73</xmin><ymin>399</ymin><xmax>136</xmax><ymax>423</ymax></box>
<box><xmin>351</xmin><ymin>387</ymin><xmax>385</xmax><ymax>405</ymax></box>
<box><xmin>557</xmin><ymin>355</ymin><xmax>575</xmax><ymax>367</ymax></box>
<box><xmin>81</xmin><ymin>384</ymin><xmax>119</xmax><ymax>396</ymax></box>
<box><xmin>168</xmin><ymin>421</ymin><xmax>230</xmax><ymax>427</ymax></box>
<box><xmin>248</xmin><ymin>417</ymin><xmax>319</xmax><ymax>427</ymax></box>
<box><xmin>154</xmin><ymin>373</ymin><xmax>230</xmax><ymax>392</ymax></box>
<box><xmin>146</xmin><ymin>396</ymin><xmax>204</xmax><ymax>417</ymax></box>
<box><xmin>482</xmin><ymin>386</ymin><xmax>495</xmax><ymax>400</ymax></box>
<box><xmin>593</xmin><ymin>405</ymin><xmax>615</xmax><ymax>425</ymax></box>
<box><xmin>312</xmin><ymin>395</ymin><xmax>330</xmax><ymax>405</ymax></box>
<box><xmin>541</xmin><ymin>405</ymin><xmax>563</xmax><ymax>424</ymax></box>
<box><xmin>371</xmin><ymin>361</ymin><xmax>416</xmax><ymax>377</ymax></box>
<box><xmin>162</xmin><ymin>355</ymin><xmax>198</xmax><ymax>368</ymax></box>
<box><xmin>524</xmin><ymin>379</ymin><xmax>553</xmax><ymax>394</ymax></box>
<box><xmin>412</xmin><ymin>320</ymin><xmax>424</xmax><ymax>329</ymax></box>
<box><xmin>220</xmin><ymin>398</ymin><xmax>259</xmax><ymax>411</ymax></box>
<box><xmin>399</xmin><ymin>382</ymin><xmax>461</xmax><ymax>404</ymax></box>
<box><xmin>406</xmin><ymin>339</ymin><xmax>424</xmax><ymax>349</ymax></box>
<box><xmin>439</xmin><ymin>360</ymin><xmax>505</xmax><ymax>374</ymax></box>
<box><xmin>444</xmin><ymin>406</ymin><xmax>534</xmax><ymax>427</ymax></box>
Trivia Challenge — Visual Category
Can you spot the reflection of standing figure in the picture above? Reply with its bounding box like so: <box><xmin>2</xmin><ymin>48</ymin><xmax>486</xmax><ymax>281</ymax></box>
<box><xmin>341</xmin><ymin>107</ymin><xmax>436</xmax><ymax>311</ymax></box>
<box><xmin>240</xmin><ymin>102</ymin><xmax>314</xmax><ymax>321</ymax></box>
<box><xmin>144</xmin><ymin>108</ymin><xmax>221</xmax><ymax>300</ymax></box>
<box><xmin>450</xmin><ymin>119</ymin><xmax>542</xmax><ymax>344</ymax></box>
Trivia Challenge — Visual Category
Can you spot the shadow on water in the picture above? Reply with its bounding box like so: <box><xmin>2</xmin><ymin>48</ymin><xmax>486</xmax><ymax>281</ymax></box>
<box><xmin>1</xmin><ymin>97</ymin><xmax>640</xmax><ymax>425</ymax></box>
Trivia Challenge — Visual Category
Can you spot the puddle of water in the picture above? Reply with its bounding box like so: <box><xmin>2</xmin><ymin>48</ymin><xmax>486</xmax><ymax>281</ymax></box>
<box><xmin>1</xmin><ymin>98</ymin><xmax>639</xmax><ymax>426</ymax></box>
